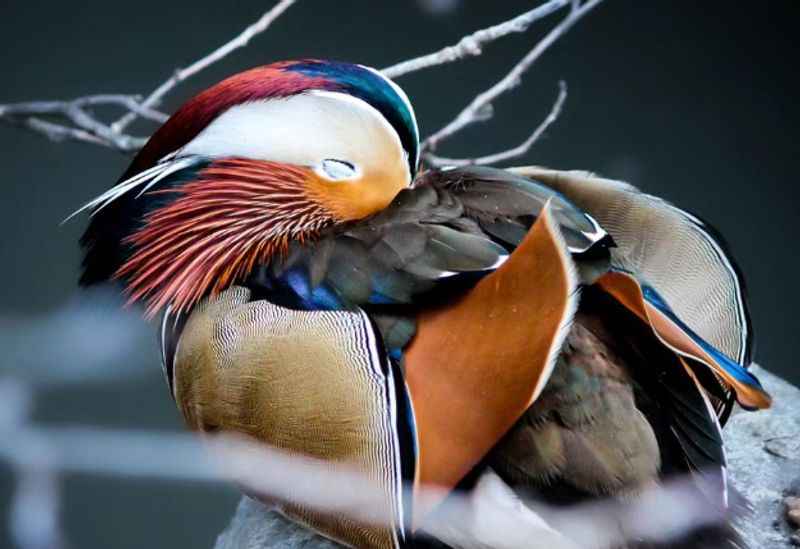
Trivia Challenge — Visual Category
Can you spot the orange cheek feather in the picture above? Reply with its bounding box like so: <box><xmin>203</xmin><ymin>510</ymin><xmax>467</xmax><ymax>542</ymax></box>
<box><xmin>116</xmin><ymin>160</ymin><xmax>329</xmax><ymax>316</ymax></box>
<box><xmin>116</xmin><ymin>158</ymin><xmax>408</xmax><ymax>317</ymax></box>
<box><xmin>306</xmin><ymin>167</ymin><xmax>408</xmax><ymax>221</ymax></box>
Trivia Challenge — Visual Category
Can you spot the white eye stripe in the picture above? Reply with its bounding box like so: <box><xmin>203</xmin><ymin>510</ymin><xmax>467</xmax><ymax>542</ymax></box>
<box><xmin>181</xmin><ymin>91</ymin><xmax>411</xmax><ymax>186</ymax></box>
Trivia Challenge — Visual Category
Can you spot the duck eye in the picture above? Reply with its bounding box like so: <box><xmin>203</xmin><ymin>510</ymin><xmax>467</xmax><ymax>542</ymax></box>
<box><xmin>320</xmin><ymin>159</ymin><xmax>358</xmax><ymax>180</ymax></box>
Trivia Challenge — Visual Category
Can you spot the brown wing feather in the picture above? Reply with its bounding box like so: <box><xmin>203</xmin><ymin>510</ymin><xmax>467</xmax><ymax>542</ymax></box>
<box><xmin>403</xmin><ymin>205</ymin><xmax>579</xmax><ymax>521</ymax></box>
<box><xmin>488</xmin><ymin>313</ymin><xmax>661</xmax><ymax>497</ymax></box>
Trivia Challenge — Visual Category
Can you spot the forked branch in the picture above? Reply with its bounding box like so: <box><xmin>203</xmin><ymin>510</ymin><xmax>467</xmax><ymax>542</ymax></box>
<box><xmin>0</xmin><ymin>0</ymin><xmax>606</xmax><ymax>167</ymax></box>
<box><xmin>0</xmin><ymin>95</ymin><xmax>167</xmax><ymax>151</ymax></box>
<box><xmin>0</xmin><ymin>0</ymin><xmax>298</xmax><ymax>152</ymax></box>
<box><xmin>424</xmin><ymin>80</ymin><xmax>568</xmax><ymax>167</ymax></box>
<box><xmin>110</xmin><ymin>0</ymin><xmax>298</xmax><ymax>134</ymax></box>
<box><xmin>421</xmin><ymin>0</ymin><xmax>605</xmax><ymax>166</ymax></box>
<box><xmin>381</xmin><ymin>0</ymin><xmax>570</xmax><ymax>78</ymax></box>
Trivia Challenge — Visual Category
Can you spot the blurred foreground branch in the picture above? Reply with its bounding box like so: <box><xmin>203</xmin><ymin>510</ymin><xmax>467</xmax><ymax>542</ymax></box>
<box><xmin>0</xmin><ymin>394</ymin><xmax>728</xmax><ymax>549</ymax></box>
<box><xmin>3</xmin><ymin>295</ymin><xmax>798</xmax><ymax>549</ymax></box>
<box><xmin>0</xmin><ymin>0</ymin><xmax>603</xmax><ymax>167</ymax></box>
<box><xmin>213</xmin><ymin>369</ymin><xmax>800</xmax><ymax>549</ymax></box>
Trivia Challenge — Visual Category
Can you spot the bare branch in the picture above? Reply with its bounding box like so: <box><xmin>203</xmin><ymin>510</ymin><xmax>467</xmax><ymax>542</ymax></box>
<box><xmin>111</xmin><ymin>0</ymin><xmax>297</xmax><ymax>133</ymax></box>
<box><xmin>381</xmin><ymin>0</ymin><xmax>569</xmax><ymax>79</ymax></box>
<box><xmin>421</xmin><ymin>0</ymin><xmax>605</xmax><ymax>155</ymax></box>
<box><xmin>8</xmin><ymin>116</ymin><xmax>111</xmax><ymax>148</ymax></box>
<box><xmin>0</xmin><ymin>95</ymin><xmax>167</xmax><ymax>123</ymax></box>
<box><xmin>0</xmin><ymin>95</ymin><xmax>164</xmax><ymax>151</ymax></box>
<box><xmin>0</xmin><ymin>422</ymin><xmax>724</xmax><ymax>549</ymax></box>
<box><xmin>10</xmin><ymin>465</ymin><xmax>64</xmax><ymax>549</ymax></box>
<box><xmin>0</xmin><ymin>0</ymin><xmax>604</xmax><ymax>162</ymax></box>
<box><xmin>0</xmin><ymin>1</ymin><xmax>297</xmax><ymax>152</ymax></box>
<box><xmin>424</xmin><ymin>80</ymin><xmax>567</xmax><ymax>167</ymax></box>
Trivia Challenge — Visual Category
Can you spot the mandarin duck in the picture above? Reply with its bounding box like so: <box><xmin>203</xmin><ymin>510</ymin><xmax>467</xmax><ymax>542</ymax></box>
<box><xmin>73</xmin><ymin>60</ymin><xmax>771</xmax><ymax>548</ymax></box>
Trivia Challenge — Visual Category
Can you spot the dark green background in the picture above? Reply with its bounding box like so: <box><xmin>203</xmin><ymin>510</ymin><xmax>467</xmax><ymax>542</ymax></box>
<box><xmin>1</xmin><ymin>1</ymin><xmax>797</xmax><ymax>548</ymax></box>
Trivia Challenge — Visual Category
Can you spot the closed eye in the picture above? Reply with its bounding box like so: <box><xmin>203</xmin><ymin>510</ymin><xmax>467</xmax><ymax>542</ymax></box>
<box><xmin>320</xmin><ymin>158</ymin><xmax>358</xmax><ymax>180</ymax></box>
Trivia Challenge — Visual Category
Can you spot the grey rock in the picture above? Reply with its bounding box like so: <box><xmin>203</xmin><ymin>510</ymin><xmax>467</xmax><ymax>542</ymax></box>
<box><xmin>214</xmin><ymin>498</ymin><xmax>338</xmax><ymax>549</ymax></box>
<box><xmin>214</xmin><ymin>368</ymin><xmax>800</xmax><ymax>548</ymax></box>
<box><xmin>727</xmin><ymin>367</ymin><xmax>800</xmax><ymax>549</ymax></box>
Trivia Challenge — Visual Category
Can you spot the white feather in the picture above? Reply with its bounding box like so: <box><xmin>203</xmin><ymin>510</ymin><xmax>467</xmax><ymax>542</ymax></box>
<box><xmin>135</xmin><ymin>156</ymin><xmax>203</xmax><ymax>198</ymax></box>
<box><xmin>63</xmin><ymin>155</ymin><xmax>200</xmax><ymax>223</ymax></box>
<box><xmin>180</xmin><ymin>91</ymin><xmax>410</xmax><ymax>186</ymax></box>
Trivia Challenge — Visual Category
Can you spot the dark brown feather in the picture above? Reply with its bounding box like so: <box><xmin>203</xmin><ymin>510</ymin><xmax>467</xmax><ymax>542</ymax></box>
<box><xmin>487</xmin><ymin>285</ymin><xmax>743</xmax><ymax>547</ymax></box>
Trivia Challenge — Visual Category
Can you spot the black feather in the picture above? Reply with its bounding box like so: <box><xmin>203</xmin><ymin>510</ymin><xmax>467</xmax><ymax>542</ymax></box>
<box><xmin>79</xmin><ymin>162</ymin><xmax>210</xmax><ymax>287</ymax></box>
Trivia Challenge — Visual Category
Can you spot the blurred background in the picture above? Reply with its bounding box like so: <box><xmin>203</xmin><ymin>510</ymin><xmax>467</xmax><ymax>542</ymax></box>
<box><xmin>0</xmin><ymin>1</ymin><xmax>797</xmax><ymax>547</ymax></box>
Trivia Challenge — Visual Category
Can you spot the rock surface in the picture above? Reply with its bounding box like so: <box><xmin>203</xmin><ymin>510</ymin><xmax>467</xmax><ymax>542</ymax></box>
<box><xmin>214</xmin><ymin>368</ymin><xmax>800</xmax><ymax>549</ymax></box>
<box><xmin>726</xmin><ymin>367</ymin><xmax>800</xmax><ymax>548</ymax></box>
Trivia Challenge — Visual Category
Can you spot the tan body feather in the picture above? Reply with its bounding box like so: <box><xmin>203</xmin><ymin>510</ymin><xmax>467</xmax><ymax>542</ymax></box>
<box><xmin>174</xmin><ymin>287</ymin><xmax>404</xmax><ymax>548</ymax></box>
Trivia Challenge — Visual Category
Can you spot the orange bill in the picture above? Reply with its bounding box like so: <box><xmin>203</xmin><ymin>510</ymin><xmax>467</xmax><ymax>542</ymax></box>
<box><xmin>597</xmin><ymin>271</ymin><xmax>771</xmax><ymax>410</ymax></box>
<box><xmin>403</xmin><ymin>204</ymin><xmax>578</xmax><ymax>524</ymax></box>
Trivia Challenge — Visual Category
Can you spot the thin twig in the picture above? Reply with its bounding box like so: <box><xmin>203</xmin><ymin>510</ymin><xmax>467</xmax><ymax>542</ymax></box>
<box><xmin>0</xmin><ymin>1</ymin><xmax>297</xmax><ymax>152</ymax></box>
<box><xmin>0</xmin><ymin>0</ymin><xmax>603</xmax><ymax>160</ymax></box>
<box><xmin>0</xmin><ymin>95</ymin><xmax>167</xmax><ymax>123</ymax></box>
<box><xmin>10</xmin><ymin>116</ymin><xmax>110</xmax><ymax>147</ymax></box>
<box><xmin>424</xmin><ymin>80</ymin><xmax>567</xmax><ymax>167</ymax></box>
<box><xmin>110</xmin><ymin>0</ymin><xmax>297</xmax><ymax>134</ymax></box>
<box><xmin>381</xmin><ymin>0</ymin><xmax>569</xmax><ymax>79</ymax></box>
<box><xmin>422</xmin><ymin>0</ymin><xmax>605</xmax><ymax>155</ymax></box>
<box><xmin>0</xmin><ymin>95</ymin><xmax>165</xmax><ymax>151</ymax></box>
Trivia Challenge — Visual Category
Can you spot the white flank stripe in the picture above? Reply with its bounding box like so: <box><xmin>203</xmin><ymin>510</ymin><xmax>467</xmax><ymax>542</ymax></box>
<box><xmin>530</xmin><ymin>200</ymin><xmax>581</xmax><ymax>404</ymax></box>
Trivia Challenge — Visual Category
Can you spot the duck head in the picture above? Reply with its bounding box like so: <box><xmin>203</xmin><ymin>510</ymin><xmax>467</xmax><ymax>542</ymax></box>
<box><xmin>77</xmin><ymin>60</ymin><xmax>419</xmax><ymax>315</ymax></box>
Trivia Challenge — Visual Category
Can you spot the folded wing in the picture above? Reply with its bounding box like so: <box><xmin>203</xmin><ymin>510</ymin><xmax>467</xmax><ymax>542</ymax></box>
<box><xmin>509</xmin><ymin>166</ymin><xmax>767</xmax><ymax>414</ymax></box>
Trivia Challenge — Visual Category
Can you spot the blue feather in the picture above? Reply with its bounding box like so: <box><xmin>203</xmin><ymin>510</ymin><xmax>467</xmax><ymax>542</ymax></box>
<box><xmin>368</xmin><ymin>291</ymin><xmax>397</xmax><ymax>305</ymax></box>
<box><xmin>641</xmin><ymin>284</ymin><xmax>765</xmax><ymax>402</ymax></box>
<box><xmin>284</xmin><ymin>268</ymin><xmax>345</xmax><ymax>310</ymax></box>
